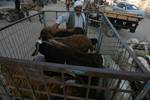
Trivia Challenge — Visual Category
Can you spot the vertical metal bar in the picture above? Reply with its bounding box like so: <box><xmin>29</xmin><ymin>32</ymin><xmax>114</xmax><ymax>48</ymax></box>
<box><xmin>85</xmin><ymin>76</ymin><xmax>92</xmax><ymax>99</ymax></box>
<box><xmin>119</xmin><ymin>81</ymin><xmax>131</xmax><ymax>100</ymax></box>
<box><xmin>20</xmin><ymin>66</ymin><xmax>37</xmax><ymax>100</ymax></box>
<box><xmin>2</xmin><ymin>29</ymin><xmax>13</xmax><ymax>57</ymax></box>
<box><xmin>110</xmin><ymin>79</ymin><xmax>121</xmax><ymax>100</ymax></box>
<box><xmin>97</xmin><ymin>16</ymin><xmax>104</xmax><ymax>53</ymax></box>
<box><xmin>15</xmin><ymin>23</ymin><xmax>24</xmax><ymax>59</ymax></box>
<box><xmin>42</xmin><ymin>11</ymin><xmax>46</xmax><ymax>27</ymax></box>
<box><xmin>6</xmin><ymin>65</ymin><xmax>23</xmax><ymax>100</ymax></box>
<box><xmin>114</xmin><ymin>40</ymin><xmax>121</xmax><ymax>64</ymax></box>
<box><xmin>85</xmin><ymin>12</ymin><xmax>88</xmax><ymax>35</ymax></box>
<box><xmin>109</xmin><ymin>79</ymin><xmax>118</xmax><ymax>90</ymax></box>
<box><xmin>96</xmin><ymin>27</ymin><xmax>103</xmax><ymax>53</ymax></box>
<box><xmin>20</xmin><ymin>22</ymin><xmax>28</xmax><ymax>59</ymax></box>
<box><xmin>6</xmin><ymin>27</ymin><xmax>15</xmax><ymax>58</ymax></box>
<box><xmin>9</xmin><ymin>25</ymin><xmax>20</xmax><ymax>58</ymax></box>
<box><xmin>0</xmin><ymin>75</ymin><xmax>12</xmax><ymax>100</ymax></box>
<box><xmin>135</xmin><ymin>81</ymin><xmax>150</xmax><ymax>100</ymax></box>
<box><xmin>56</xmin><ymin>11</ymin><xmax>58</xmax><ymax>20</ymax></box>
<box><xmin>62</xmin><ymin>72</ymin><xmax>66</xmax><ymax>100</ymax></box>
<box><xmin>39</xmin><ymin>68</ymin><xmax>51</xmax><ymax>100</ymax></box>
<box><xmin>0</xmin><ymin>30</ymin><xmax>9</xmax><ymax>57</ymax></box>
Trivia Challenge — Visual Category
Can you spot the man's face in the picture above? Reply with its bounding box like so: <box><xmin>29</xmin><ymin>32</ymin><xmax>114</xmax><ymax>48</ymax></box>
<box><xmin>74</xmin><ymin>6</ymin><xmax>82</xmax><ymax>16</ymax></box>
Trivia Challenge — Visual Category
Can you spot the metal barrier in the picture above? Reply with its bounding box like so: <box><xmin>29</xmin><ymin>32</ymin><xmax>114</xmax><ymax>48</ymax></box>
<box><xmin>0</xmin><ymin>12</ymin><xmax>44</xmax><ymax>60</ymax></box>
<box><xmin>98</xmin><ymin>14</ymin><xmax>149</xmax><ymax>72</ymax></box>
<box><xmin>0</xmin><ymin>10</ymin><xmax>149</xmax><ymax>100</ymax></box>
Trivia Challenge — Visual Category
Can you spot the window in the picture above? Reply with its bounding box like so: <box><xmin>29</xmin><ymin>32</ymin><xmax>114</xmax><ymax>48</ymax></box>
<box><xmin>117</xmin><ymin>3</ymin><xmax>125</xmax><ymax>8</ymax></box>
<box><xmin>126</xmin><ymin>4</ymin><xmax>138</xmax><ymax>10</ymax></box>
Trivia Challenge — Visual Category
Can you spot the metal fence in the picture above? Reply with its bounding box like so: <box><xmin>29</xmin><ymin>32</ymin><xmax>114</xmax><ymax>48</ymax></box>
<box><xmin>0</xmin><ymin>10</ymin><xmax>149</xmax><ymax>100</ymax></box>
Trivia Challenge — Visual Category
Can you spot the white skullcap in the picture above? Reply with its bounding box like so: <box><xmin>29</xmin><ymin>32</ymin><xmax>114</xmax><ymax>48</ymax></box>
<box><xmin>74</xmin><ymin>1</ymin><xmax>83</xmax><ymax>8</ymax></box>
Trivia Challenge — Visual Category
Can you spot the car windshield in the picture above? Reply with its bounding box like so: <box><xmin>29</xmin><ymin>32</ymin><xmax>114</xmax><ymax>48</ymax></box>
<box><xmin>126</xmin><ymin>4</ymin><xmax>138</xmax><ymax>10</ymax></box>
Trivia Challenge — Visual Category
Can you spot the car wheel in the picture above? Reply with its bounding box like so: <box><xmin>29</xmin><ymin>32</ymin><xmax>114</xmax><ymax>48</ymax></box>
<box><xmin>130</xmin><ymin>28</ymin><xmax>136</xmax><ymax>33</ymax></box>
<box><xmin>115</xmin><ymin>26</ymin><xmax>121</xmax><ymax>30</ymax></box>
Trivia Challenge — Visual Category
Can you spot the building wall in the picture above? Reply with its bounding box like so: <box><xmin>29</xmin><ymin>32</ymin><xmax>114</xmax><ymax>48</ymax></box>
<box><xmin>128</xmin><ymin>0</ymin><xmax>140</xmax><ymax>5</ymax></box>
<box><xmin>137</xmin><ymin>0</ymin><xmax>150</xmax><ymax>13</ymax></box>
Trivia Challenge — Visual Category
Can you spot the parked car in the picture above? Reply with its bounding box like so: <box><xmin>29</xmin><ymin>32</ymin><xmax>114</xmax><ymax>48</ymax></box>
<box><xmin>115</xmin><ymin>2</ymin><xmax>145</xmax><ymax>19</ymax></box>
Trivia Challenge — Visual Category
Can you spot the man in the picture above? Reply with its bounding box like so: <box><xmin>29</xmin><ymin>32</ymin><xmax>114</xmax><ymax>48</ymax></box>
<box><xmin>51</xmin><ymin>0</ymin><xmax>86</xmax><ymax>33</ymax></box>
<box><xmin>15</xmin><ymin>0</ymin><xmax>21</xmax><ymax>10</ymax></box>
<box><xmin>65</xmin><ymin>0</ymin><xmax>71</xmax><ymax>11</ymax></box>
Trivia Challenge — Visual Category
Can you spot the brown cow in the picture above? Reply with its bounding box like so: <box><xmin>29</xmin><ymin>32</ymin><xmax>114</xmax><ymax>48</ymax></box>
<box><xmin>52</xmin><ymin>34</ymin><xmax>95</xmax><ymax>52</ymax></box>
<box><xmin>39</xmin><ymin>26</ymin><xmax>84</xmax><ymax>41</ymax></box>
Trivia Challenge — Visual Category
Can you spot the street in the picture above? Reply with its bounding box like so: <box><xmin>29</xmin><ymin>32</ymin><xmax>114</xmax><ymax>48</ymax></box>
<box><xmin>118</xmin><ymin>18</ymin><xmax>150</xmax><ymax>42</ymax></box>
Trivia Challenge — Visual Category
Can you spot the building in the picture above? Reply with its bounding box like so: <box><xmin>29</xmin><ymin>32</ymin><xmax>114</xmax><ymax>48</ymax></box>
<box><xmin>138</xmin><ymin>0</ymin><xmax>150</xmax><ymax>13</ymax></box>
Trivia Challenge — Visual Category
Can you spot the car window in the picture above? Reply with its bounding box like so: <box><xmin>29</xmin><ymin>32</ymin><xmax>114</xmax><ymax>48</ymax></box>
<box><xmin>126</xmin><ymin>5</ymin><xmax>138</xmax><ymax>10</ymax></box>
<box><xmin>117</xmin><ymin>3</ymin><xmax>125</xmax><ymax>8</ymax></box>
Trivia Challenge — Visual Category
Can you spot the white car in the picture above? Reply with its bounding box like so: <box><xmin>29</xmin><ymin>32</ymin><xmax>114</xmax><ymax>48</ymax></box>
<box><xmin>115</xmin><ymin>2</ymin><xmax>145</xmax><ymax>19</ymax></box>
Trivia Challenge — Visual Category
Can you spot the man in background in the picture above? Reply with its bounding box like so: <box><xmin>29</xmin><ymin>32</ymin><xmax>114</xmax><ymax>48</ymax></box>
<box><xmin>52</xmin><ymin>0</ymin><xmax>86</xmax><ymax>33</ymax></box>
<box><xmin>15</xmin><ymin>0</ymin><xmax>21</xmax><ymax>10</ymax></box>
<box><xmin>65</xmin><ymin>0</ymin><xmax>72</xmax><ymax>11</ymax></box>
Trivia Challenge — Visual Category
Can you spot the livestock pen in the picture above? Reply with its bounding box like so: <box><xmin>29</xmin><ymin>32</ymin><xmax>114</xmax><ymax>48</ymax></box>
<box><xmin>0</xmin><ymin>11</ymin><xmax>149</xmax><ymax>100</ymax></box>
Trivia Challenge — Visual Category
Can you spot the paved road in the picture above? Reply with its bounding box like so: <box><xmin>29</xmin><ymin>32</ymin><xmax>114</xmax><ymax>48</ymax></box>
<box><xmin>118</xmin><ymin>18</ymin><xmax>150</xmax><ymax>42</ymax></box>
